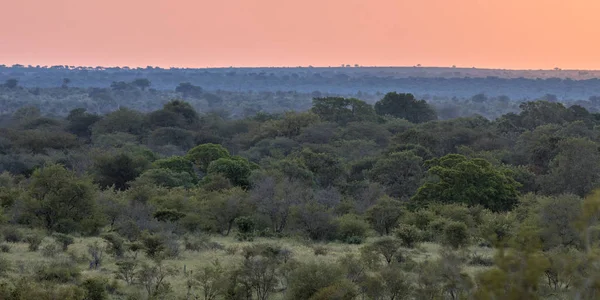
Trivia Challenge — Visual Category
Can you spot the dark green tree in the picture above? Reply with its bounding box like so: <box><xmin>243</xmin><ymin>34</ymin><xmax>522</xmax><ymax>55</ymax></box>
<box><xmin>311</xmin><ymin>97</ymin><xmax>377</xmax><ymax>124</ymax></box>
<box><xmin>412</xmin><ymin>154</ymin><xmax>520</xmax><ymax>212</ymax></box>
<box><xmin>374</xmin><ymin>92</ymin><xmax>437</xmax><ymax>123</ymax></box>
<box><xmin>26</xmin><ymin>164</ymin><xmax>100</xmax><ymax>233</ymax></box>
<box><xmin>187</xmin><ymin>143</ymin><xmax>230</xmax><ymax>172</ymax></box>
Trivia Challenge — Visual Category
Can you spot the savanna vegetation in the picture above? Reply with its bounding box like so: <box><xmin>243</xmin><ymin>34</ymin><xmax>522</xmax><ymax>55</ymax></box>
<box><xmin>2</xmin><ymin>75</ymin><xmax>600</xmax><ymax>299</ymax></box>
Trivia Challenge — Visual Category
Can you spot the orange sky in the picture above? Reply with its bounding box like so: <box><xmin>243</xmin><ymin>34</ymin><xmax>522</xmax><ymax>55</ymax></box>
<box><xmin>1</xmin><ymin>0</ymin><xmax>600</xmax><ymax>69</ymax></box>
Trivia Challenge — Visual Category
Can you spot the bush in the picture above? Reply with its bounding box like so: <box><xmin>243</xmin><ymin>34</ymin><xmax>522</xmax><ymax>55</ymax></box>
<box><xmin>287</xmin><ymin>262</ymin><xmax>344</xmax><ymax>300</ymax></box>
<box><xmin>395</xmin><ymin>224</ymin><xmax>422</xmax><ymax>248</ymax></box>
<box><xmin>42</xmin><ymin>243</ymin><xmax>60</xmax><ymax>258</ymax></box>
<box><xmin>35</xmin><ymin>260</ymin><xmax>81</xmax><ymax>283</ymax></box>
<box><xmin>468</xmin><ymin>254</ymin><xmax>494</xmax><ymax>267</ymax></box>
<box><xmin>310</xmin><ymin>279</ymin><xmax>357</xmax><ymax>300</ymax></box>
<box><xmin>102</xmin><ymin>233</ymin><xmax>126</xmax><ymax>258</ymax></box>
<box><xmin>313</xmin><ymin>245</ymin><xmax>328</xmax><ymax>256</ymax></box>
<box><xmin>2</xmin><ymin>226</ymin><xmax>23</xmax><ymax>243</ymax></box>
<box><xmin>336</xmin><ymin>214</ymin><xmax>369</xmax><ymax>244</ymax></box>
<box><xmin>141</xmin><ymin>233</ymin><xmax>166</xmax><ymax>260</ymax></box>
<box><xmin>0</xmin><ymin>256</ymin><xmax>11</xmax><ymax>277</ymax></box>
<box><xmin>53</xmin><ymin>233</ymin><xmax>74</xmax><ymax>251</ymax></box>
<box><xmin>25</xmin><ymin>233</ymin><xmax>44</xmax><ymax>252</ymax></box>
<box><xmin>235</xmin><ymin>216</ymin><xmax>256</xmax><ymax>241</ymax></box>
<box><xmin>81</xmin><ymin>277</ymin><xmax>109</xmax><ymax>300</ymax></box>
<box><xmin>411</xmin><ymin>210</ymin><xmax>435</xmax><ymax>230</ymax></box>
<box><xmin>443</xmin><ymin>222</ymin><xmax>470</xmax><ymax>249</ymax></box>
<box><xmin>183</xmin><ymin>235</ymin><xmax>211</xmax><ymax>252</ymax></box>
<box><xmin>0</xmin><ymin>243</ymin><xmax>10</xmax><ymax>253</ymax></box>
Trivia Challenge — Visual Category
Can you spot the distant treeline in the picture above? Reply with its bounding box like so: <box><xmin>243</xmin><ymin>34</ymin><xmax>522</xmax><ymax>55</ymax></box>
<box><xmin>3</xmin><ymin>65</ymin><xmax>600</xmax><ymax>100</ymax></box>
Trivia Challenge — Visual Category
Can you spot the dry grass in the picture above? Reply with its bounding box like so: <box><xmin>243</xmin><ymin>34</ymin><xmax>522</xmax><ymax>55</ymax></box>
<box><xmin>0</xmin><ymin>234</ymin><xmax>495</xmax><ymax>298</ymax></box>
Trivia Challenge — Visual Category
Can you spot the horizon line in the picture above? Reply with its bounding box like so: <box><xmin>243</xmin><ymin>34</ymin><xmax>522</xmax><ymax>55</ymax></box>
<box><xmin>2</xmin><ymin>63</ymin><xmax>597</xmax><ymax>72</ymax></box>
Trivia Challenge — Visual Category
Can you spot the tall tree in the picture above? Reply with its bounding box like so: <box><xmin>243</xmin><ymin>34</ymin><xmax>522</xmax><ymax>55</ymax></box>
<box><xmin>412</xmin><ymin>154</ymin><xmax>520</xmax><ymax>212</ymax></box>
<box><xmin>374</xmin><ymin>92</ymin><xmax>437</xmax><ymax>123</ymax></box>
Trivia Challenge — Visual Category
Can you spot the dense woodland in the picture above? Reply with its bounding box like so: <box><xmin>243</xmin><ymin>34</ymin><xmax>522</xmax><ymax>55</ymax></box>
<box><xmin>2</xmin><ymin>73</ymin><xmax>600</xmax><ymax>299</ymax></box>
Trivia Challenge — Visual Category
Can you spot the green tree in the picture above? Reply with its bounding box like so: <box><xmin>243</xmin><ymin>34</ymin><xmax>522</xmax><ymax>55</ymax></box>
<box><xmin>311</xmin><ymin>97</ymin><xmax>376</xmax><ymax>124</ymax></box>
<box><xmin>4</xmin><ymin>79</ymin><xmax>18</xmax><ymax>89</ymax></box>
<box><xmin>187</xmin><ymin>143</ymin><xmax>230</xmax><ymax>172</ymax></box>
<box><xmin>25</xmin><ymin>164</ymin><xmax>100</xmax><ymax>233</ymax></box>
<box><xmin>366</xmin><ymin>196</ymin><xmax>404</xmax><ymax>235</ymax></box>
<box><xmin>207</xmin><ymin>156</ymin><xmax>257</xmax><ymax>188</ymax></box>
<box><xmin>153</xmin><ymin>156</ymin><xmax>197</xmax><ymax>182</ymax></box>
<box><xmin>92</xmin><ymin>153</ymin><xmax>150</xmax><ymax>190</ymax></box>
<box><xmin>412</xmin><ymin>154</ymin><xmax>520</xmax><ymax>212</ymax></box>
<box><xmin>369</xmin><ymin>151</ymin><xmax>424</xmax><ymax>199</ymax></box>
<box><xmin>374</xmin><ymin>92</ymin><xmax>437</xmax><ymax>123</ymax></box>
<box><xmin>539</xmin><ymin>138</ymin><xmax>600</xmax><ymax>197</ymax></box>
<box><xmin>132</xmin><ymin>78</ymin><xmax>151</xmax><ymax>90</ymax></box>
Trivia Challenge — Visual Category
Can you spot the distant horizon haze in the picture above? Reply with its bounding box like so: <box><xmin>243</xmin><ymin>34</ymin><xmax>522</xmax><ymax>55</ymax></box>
<box><xmin>2</xmin><ymin>0</ymin><xmax>600</xmax><ymax>70</ymax></box>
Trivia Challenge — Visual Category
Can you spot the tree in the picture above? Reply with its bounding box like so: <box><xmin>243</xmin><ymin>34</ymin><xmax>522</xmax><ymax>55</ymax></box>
<box><xmin>132</xmin><ymin>78</ymin><xmax>151</xmax><ymax>90</ymax></box>
<box><xmin>311</xmin><ymin>97</ymin><xmax>377</xmax><ymax>124</ymax></box>
<box><xmin>204</xmin><ymin>188</ymin><xmax>248</xmax><ymax>235</ymax></box>
<box><xmin>4</xmin><ymin>79</ymin><xmax>18</xmax><ymax>89</ymax></box>
<box><xmin>374</xmin><ymin>92</ymin><xmax>437</xmax><ymax>123</ymax></box>
<box><xmin>153</xmin><ymin>156</ymin><xmax>197</xmax><ymax>182</ymax></box>
<box><xmin>93</xmin><ymin>153</ymin><xmax>150</xmax><ymax>190</ymax></box>
<box><xmin>176</xmin><ymin>82</ymin><xmax>203</xmax><ymax>98</ymax></box>
<box><xmin>187</xmin><ymin>143</ymin><xmax>230</xmax><ymax>172</ymax></box>
<box><xmin>412</xmin><ymin>154</ymin><xmax>520</xmax><ymax>212</ymax></box>
<box><xmin>206</xmin><ymin>156</ymin><xmax>257</xmax><ymax>188</ymax></box>
<box><xmin>66</xmin><ymin>108</ymin><xmax>102</xmax><ymax>139</ymax></box>
<box><xmin>539</xmin><ymin>138</ymin><xmax>600</xmax><ymax>197</ymax></box>
<box><xmin>61</xmin><ymin>78</ymin><xmax>71</xmax><ymax>89</ymax></box>
<box><xmin>163</xmin><ymin>99</ymin><xmax>199</xmax><ymax>127</ymax></box>
<box><xmin>368</xmin><ymin>151</ymin><xmax>424</xmax><ymax>199</ymax></box>
<box><xmin>366</xmin><ymin>196</ymin><xmax>404</xmax><ymax>235</ymax></box>
<box><xmin>25</xmin><ymin>163</ymin><xmax>100</xmax><ymax>233</ymax></box>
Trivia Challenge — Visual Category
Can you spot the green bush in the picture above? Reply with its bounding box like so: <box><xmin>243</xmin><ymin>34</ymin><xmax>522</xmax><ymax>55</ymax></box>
<box><xmin>442</xmin><ymin>222</ymin><xmax>470</xmax><ymax>249</ymax></box>
<box><xmin>0</xmin><ymin>244</ymin><xmax>10</xmax><ymax>253</ymax></box>
<box><xmin>25</xmin><ymin>233</ymin><xmax>44</xmax><ymax>252</ymax></box>
<box><xmin>411</xmin><ymin>210</ymin><xmax>436</xmax><ymax>230</ymax></box>
<box><xmin>395</xmin><ymin>224</ymin><xmax>422</xmax><ymax>248</ymax></box>
<box><xmin>53</xmin><ymin>233</ymin><xmax>74</xmax><ymax>251</ymax></box>
<box><xmin>0</xmin><ymin>256</ymin><xmax>11</xmax><ymax>277</ymax></box>
<box><xmin>313</xmin><ymin>245</ymin><xmax>328</xmax><ymax>256</ymax></box>
<box><xmin>336</xmin><ymin>214</ymin><xmax>370</xmax><ymax>244</ymax></box>
<box><xmin>102</xmin><ymin>233</ymin><xmax>125</xmax><ymax>258</ymax></box>
<box><xmin>35</xmin><ymin>260</ymin><xmax>81</xmax><ymax>283</ymax></box>
<box><xmin>81</xmin><ymin>277</ymin><xmax>109</xmax><ymax>300</ymax></box>
<box><xmin>2</xmin><ymin>226</ymin><xmax>23</xmax><ymax>243</ymax></box>
<box><xmin>42</xmin><ymin>243</ymin><xmax>60</xmax><ymax>258</ymax></box>
<box><xmin>309</xmin><ymin>279</ymin><xmax>357</xmax><ymax>300</ymax></box>
<box><xmin>287</xmin><ymin>262</ymin><xmax>344</xmax><ymax>300</ymax></box>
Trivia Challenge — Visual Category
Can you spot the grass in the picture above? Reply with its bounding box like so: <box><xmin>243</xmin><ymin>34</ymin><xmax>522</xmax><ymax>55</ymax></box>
<box><xmin>0</xmin><ymin>234</ymin><xmax>496</xmax><ymax>299</ymax></box>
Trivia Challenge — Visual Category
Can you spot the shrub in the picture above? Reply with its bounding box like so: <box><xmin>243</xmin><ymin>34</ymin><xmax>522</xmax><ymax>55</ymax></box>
<box><xmin>411</xmin><ymin>210</ymin><xmax>435</xmax><ymax>230</ymax></box>
<box><xmin>81</xmin><ymin>277</ymin><xmax>109</xmax><ymax>300</ymax></box>
<box><xmin>42</xmin><ymin>243</ymin><xmax>60</xmax><ymax>258</ymax></box>
<box><xmin>141</xmin><ymin>233</ymin><xmax>166</xmax><ymax>260</ymax></box>
<box><xmin>336</xmin><ymin>214</ymin><xmax>369</xmax><ymax>244</ymax></box>
<box><xmin>395</xmin><ymin>224</ymin><xmax>422</xmax><ymax>248</ymax></box>
<box><xmin>287</xmin><ymin>262</ymin><xmax>344</xmax><ymax>300</ymax></box>
<box><xmin>25</xmin><ymin>233</ymin><xmax>44</xmax><ymax>252</ymax></box>
<box><xmin>468</xmin><ymin>254</ymin><xmax>494</xmax><ymax>267</ymax></box>
<box><xmin>0</xmin><ymin>243</ymin><xmax>10</xmax><ymax>253</ymax></box>
<box><xmin>35</xmin><ymin>260</ymin><xmax>81</xmax><ymax>283</ymax></box>
<box><xmin>102</xmin><ymin>233</ymin><xmax>126</xmax><ymax>258</ymax></box>
<box><xmin>2</xmin><ymin>226</ymin><xmax>23</xmax><ymax>243</ymax></box>
<box><xmin>235</xmin><ymin>216</ymin><xmax>256</xmax><ymax>241</ymax></box>
<box><xmin>443</xmin><ymin>222</ymin><xmax>470</xmax><ymax>249</ymax></box>
<box><xmin>53</xmin><ymin>233</ymin><xmax>74</xmax><ymax>251</ymax></box>
<box><xmin>479</xmin><ymin>213</ymin><xmax>515</xmax><ymax>246</ymax></box>
<box><xmin>0</xmin><ymin>256</ymin><xmax>11</xmax><ymax>277</ymax></box>
<box><xmin>183</xmin><ymin>235</ymin><xmax>212</xmax><ymax>252</ymax></box>
<box><xmin>361</xmin><ymin>237</ymin><xmax>403</xmax><ymax>265</ymax></box>
<box><xmin>313</xmin><ymin>245</ymin><xmax>328</xmax><ymax>256</ymax></box>
<box><xmin>310</xmin><ymin>279</ymin><xmax>357</xmax><ymax>300</ymax></box>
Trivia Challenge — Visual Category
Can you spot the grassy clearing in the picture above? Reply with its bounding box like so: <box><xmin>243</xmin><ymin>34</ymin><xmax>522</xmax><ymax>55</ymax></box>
<box><xmin>0</xmin><ymin>234</ymin><xmax>496</xmax><ymax>299</ymax></box>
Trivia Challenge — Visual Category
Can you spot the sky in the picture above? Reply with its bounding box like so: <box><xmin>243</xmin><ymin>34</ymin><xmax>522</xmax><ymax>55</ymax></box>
<box><xmin>1</xmin><ymin>0</ymin><xmax>600</xmax><ymax>69</ymax></box>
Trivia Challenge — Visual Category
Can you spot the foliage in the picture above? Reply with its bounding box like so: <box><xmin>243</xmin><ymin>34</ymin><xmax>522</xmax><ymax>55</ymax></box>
<box><xmin>412</xmin><ymin>154</ymin><xmax>520</xmax><ymax>212</ymax></box>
